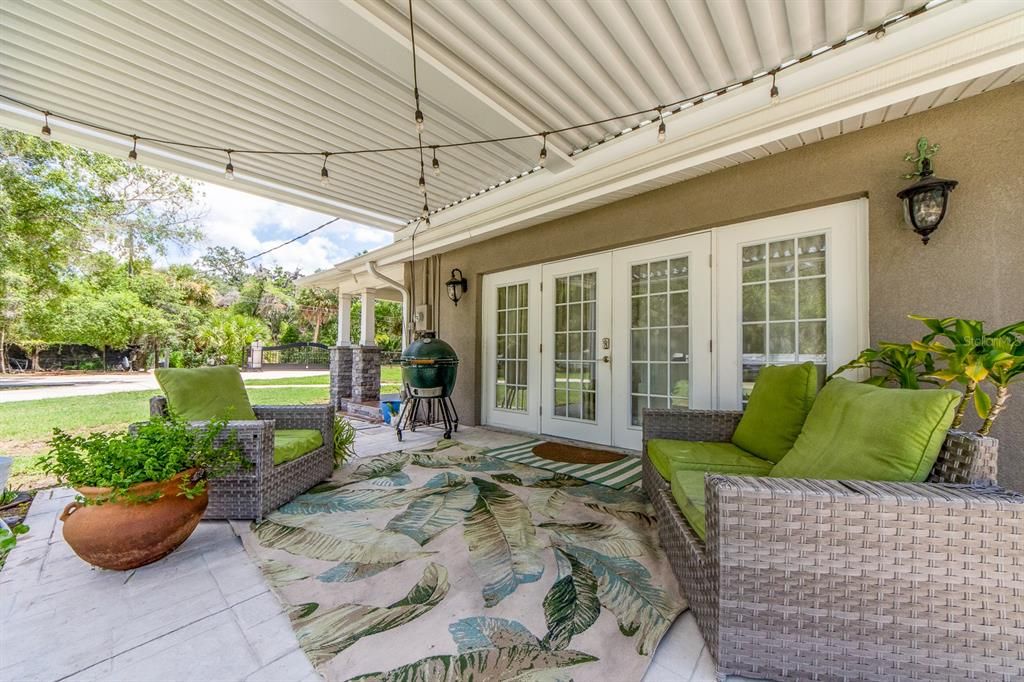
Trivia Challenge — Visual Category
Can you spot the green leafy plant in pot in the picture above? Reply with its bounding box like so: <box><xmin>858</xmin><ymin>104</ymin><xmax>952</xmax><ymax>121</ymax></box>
<box><xmin>911</xmin><ymin>317</ymin><xmax>1024</xmax><ymax>435</ymax></box>
<box><xmin>41</xmin><ymin>416</ymin><xmax>248</xmax><ymax>570</ymax></box>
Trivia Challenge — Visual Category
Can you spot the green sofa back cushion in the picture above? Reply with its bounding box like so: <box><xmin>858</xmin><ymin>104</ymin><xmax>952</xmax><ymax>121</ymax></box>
<box><xmin>155</xmin><ymin>366</ymin><xmax>257</xmax><ymax>422</ymax></box>
<box><xmin>731</xmin><ymin>362</ymin><xmax>818</xmax><ymax>463</ymax></box>
<box><xmin>274</xmin><ymin>429</ymin><xmax>324</xmax><ymax>466</ymax></box>
<box><xmin>770</xmin><ymin>378</ymin><xmax>960</xmax><ymax>482</ymax></box>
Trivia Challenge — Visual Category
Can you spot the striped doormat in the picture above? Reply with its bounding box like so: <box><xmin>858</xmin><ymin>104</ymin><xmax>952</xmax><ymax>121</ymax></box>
<box><xmin>483</xmin><ymin>440</ymin><xmax>642</xmax><ymax>489</ymax></box>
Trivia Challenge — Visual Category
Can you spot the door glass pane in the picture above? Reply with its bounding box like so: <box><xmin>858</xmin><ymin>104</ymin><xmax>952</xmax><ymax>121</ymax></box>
<box><xmin>553</xmin><ymin>271</ymin><xmax>598</xmax><ymax>422</ymax></box>
<box><xmin>630</xmin><ymin>256</ymin><xmax>689</xmax><ymax>425</ymax></box>
<box><xmin>741</xmin><ymin>233</ymin><xmax>828</xmax><ymax>403</ymax></box>
<box><xmin>495</xmin><ymin>283</ymin><xmax>528</xmax><ymax>412</ymax></box>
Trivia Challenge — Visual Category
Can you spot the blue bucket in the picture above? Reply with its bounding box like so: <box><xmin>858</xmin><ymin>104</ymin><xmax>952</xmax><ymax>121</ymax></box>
<box><xmin>380</xmin><ymin>400</ymin><xmax>402</xmax><ymax>424</ymax></box>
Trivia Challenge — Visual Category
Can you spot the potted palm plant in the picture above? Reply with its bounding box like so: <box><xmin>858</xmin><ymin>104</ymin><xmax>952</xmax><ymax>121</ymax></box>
<box><xmin>911</xmin><ymin>317</ymin><xmax>1024</xmax><ymax>434</ymax></box>
<box><xmin>41</xmin><ymin>416</ymin><xmax>247</xmax><ymax>570</ymax></box>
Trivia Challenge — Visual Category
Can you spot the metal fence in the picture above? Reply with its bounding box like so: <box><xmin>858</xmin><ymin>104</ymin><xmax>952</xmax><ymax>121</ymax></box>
<box><xmin>247</xmin><ymin>342</ymin><xmax>330</xmax><ymax>370</ymax></box>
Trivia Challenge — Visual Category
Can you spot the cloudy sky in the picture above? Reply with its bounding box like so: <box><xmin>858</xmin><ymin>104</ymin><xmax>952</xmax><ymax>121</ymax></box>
<box><xmin>164</xmin><ymin>182</ymin><xmax>394</xmax><ymax>276</ymax></box>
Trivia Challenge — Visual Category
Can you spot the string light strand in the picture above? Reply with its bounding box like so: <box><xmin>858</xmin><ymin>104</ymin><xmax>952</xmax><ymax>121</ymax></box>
<box><xmin>4</xmin><ymin>1</ymin><xmax>940</xmax><ymax>163</ymax></box>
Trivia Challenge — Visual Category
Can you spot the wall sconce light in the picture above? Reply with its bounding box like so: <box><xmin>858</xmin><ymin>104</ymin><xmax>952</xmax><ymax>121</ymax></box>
<box><xmin>897</xmin><ymin>137</ymin><xmax>958</xmax><ymax>245</ymax></box>
<box><xmin>446</xmin><ymin>268</ymin><xmax>468</xmax><ymax>306</ymax></box>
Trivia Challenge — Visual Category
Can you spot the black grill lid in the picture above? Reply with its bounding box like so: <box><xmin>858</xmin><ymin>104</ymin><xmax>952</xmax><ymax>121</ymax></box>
<box><xmin>400</xmin><ymin>331</ymin><xmax>459</xmax><ymax>366</ymax></box>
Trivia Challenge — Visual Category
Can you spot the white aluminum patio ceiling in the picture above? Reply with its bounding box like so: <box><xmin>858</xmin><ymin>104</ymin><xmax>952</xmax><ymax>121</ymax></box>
<box><xmin>2</xmin><ymin>0</ymin><xmax>1013</xmax><ymax>235</ymax></box>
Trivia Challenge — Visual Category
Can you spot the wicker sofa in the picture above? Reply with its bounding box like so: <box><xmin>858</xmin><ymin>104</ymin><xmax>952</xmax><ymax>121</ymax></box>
<box><xmin>150</xmin><ymin>397</ymin><xmax>334</xmax><ymax>520</ymax></box>
<box><xmin>642</xmin><ymin>408</ymin><xmax>1024</xmax><ymax>682</ymax></box>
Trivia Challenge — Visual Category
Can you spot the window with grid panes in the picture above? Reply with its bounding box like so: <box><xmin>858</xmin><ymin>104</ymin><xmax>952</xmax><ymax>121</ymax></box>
<box><xmin>494</xmin><ymin>283</ymin><xmax>529</xmax><ymax>412</ymax></box>
<box><xmin>553</xmin><ymin>272</ymin><xmax>597</xmax><ymax>421</ymax></box>
<box><xmin>630</xmin><ymin>258</ymin><xmax>690</xmax><ymax>425</ymax></box>
<box><xmin>740</xmin><ymin>234</ymin><xmax>828</xmax><ymax>402</ymax></box>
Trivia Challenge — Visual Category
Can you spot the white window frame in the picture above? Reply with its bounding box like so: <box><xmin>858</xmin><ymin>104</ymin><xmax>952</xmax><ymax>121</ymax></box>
<box><xmin>713</xmin><ymin>198</ymin><xmax>870</xmax><ymax>409</ymax></box>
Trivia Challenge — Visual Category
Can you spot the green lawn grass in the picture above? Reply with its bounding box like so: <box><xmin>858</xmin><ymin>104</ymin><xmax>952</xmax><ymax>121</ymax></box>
<box><xmin>1</xmin><ymin>368</ymin><xmax>408</xmax><ymax>491</ymax></box>
<box><xmin>244</xmin><ymin>374</ymin><xmax>329</xmax><ymax>386</ymax></box>
<box><xmin>0</xmin><ymin>386</ymin><xmax>330</xmax><ymax>490</ymax></box>
<box><xmin>244</xmin><ymin>365</ymin><xmax>402</xmax><ymax>386</ymax></box>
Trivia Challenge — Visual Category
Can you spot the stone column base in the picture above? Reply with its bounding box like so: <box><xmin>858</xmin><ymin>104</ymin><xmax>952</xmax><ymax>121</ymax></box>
<box><xmin>351</xmin><ymin>346</ymin><xmax>382</xmax><ymax>403</ymax></box>
<box><xmin>330</xmin><ymin>346</ymin><xmax>353</xmax><ymax>408</ymax></box>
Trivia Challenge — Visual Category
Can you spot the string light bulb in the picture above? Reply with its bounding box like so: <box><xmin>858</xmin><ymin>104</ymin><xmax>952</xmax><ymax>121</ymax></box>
<box><xmin>224</xmin><ymin>150</ymin><xmax>235</xmax><ymax>180</ymax></box>
<box><xmin>418</xmin><ymin>173</ymin><xmax>427</xmax><ymax>195</ymax></box>
<box><xmin>875</xmin><ymin>25</ymin><xmax>886</xmax><ymax>40</ymax></box>
<box><xmin>127</xmin><ymin>135</ymin><xmax>138</xmax><ymax>165</ymax></box>
<box><xmin>421</xmin><ymin>201</ymin><xmax>429</xmax><ymax>218</ymax></box>
<box><xmin>769</xmin><ymin>71</ymin><xmax>780</xmax><ymax>105</ymax></box>
<box><xmin>432</xmin><ymin>148</ymin><xmax>441</xmax><ymax>176</ymax></box>
<box><xmin>414</xmin><ymin>108</ymin><xmax>424</xmax><ymax>133</ymax></box>
<box><xmin>539</xmin><ymin>133</ymin><xmax>548</xmax><ymax>168</ymax></box>
<box><xmin>320</xmin><ymin>153</ymin><xmax>330</xmax><ymax>187</ymax></box>
<box><xmin>41</xmin><ymin>111</ymin><xmax>52</xmax><ymax>138</ymax></box>
<box><xmin>656</xmin><ymin>107</ymin><xmax>666</xmax><ymax>143</ymax></box>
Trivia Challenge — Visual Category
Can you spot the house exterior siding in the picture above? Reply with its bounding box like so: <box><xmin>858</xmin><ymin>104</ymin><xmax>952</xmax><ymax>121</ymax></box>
<box><xmin>408</xmin><ymin>83</ymin><xmax>1024</xmax><ymax>491</ymax></box>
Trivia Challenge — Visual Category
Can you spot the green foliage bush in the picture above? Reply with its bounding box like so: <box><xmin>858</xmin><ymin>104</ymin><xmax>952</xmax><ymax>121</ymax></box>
<box><xmin>41</xmin><ymin>416</ymin><xmax>249</xmax><ymax>504</ymax></box>
<box><xmin>332</xmin><ymin>416</ymin><xmax>357</xmax><ymax>468</ymax></box>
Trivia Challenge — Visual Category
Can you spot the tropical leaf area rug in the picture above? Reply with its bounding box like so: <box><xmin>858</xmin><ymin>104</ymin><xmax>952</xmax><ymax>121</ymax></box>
<box><xmin>238</xmin><ymin>439</ymin><xmax>687</xmax><ymax>682</ymax></box>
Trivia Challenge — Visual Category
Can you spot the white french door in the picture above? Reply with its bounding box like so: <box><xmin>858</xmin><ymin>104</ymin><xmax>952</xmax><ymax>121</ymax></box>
<box><xmin>540</xmin><ymin>254</ymin><xmax>613</xmax><ymax>444</ymax></box>
<box><xmin>610</xmin><ymin>234</ymin><xmax>713</xmax><ymax>450</ymax></box>
<box><xmin>480</xmin><ymin>199</ymin><xmax>869</xmax><ymax>449</ymax></box>
<box><xmin>481</xmin><ymin>266</ymin><xmax>542</xmax><ymax>432</ymax></box>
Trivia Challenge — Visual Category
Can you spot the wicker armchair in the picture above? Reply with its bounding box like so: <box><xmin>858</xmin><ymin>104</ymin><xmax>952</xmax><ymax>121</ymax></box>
<box><xmin>642</xmin><ymin>408</ymin><xmax>1024</xmax><ymax>681</ymax></box>
<box><xmin>150</xmin><ymin>397</ymin><xmax>335</xmax><ymax>520</ymax></box>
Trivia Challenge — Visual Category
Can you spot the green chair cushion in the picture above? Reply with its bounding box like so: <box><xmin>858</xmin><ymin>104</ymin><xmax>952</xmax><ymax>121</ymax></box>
<box><xmin>670</xmin><ymin>469</ymin><xmax>707</xmax><ymax>541</ymax></box>
<box><xmin>155</xmin><ymin>366</ymin><xmax>257</xmax><ymax>422</ymax></box>
<box><xmin>770</xmin><ymin>378</ymin><xmax>960</xmax><ymax>482</ymax></box>
<box><xmin>274</xmin><ymin>429</ymin><xmax>324</xmax><ymax>466</ymax></box>
<box><xmin>731</xmin><ymin>362</ymin><xmax>819</xmax><ymax>463</ymax></box>
<box><xmin>647</xmin><ymin>439</ymin><xmax>774</xmax><ymax>480</ymax></box>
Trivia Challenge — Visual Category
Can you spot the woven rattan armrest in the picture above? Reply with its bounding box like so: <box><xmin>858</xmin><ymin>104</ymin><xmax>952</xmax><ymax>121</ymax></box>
<box><xmin>186</xmin><ymin>419</ymin><xmax>275</xmax><ymax>476</ymax></box>
<box><xmin>642</xmin><ymin>408</ymin><xmax>744</xmax><ymax>445</ymax></box>
<box><xmin>252</xmin><ymin>403</ymin><xmax>332</xmax><ymax>424</ymax></box>
<box><xmin>699</xmin><ymin>474</ymin><xmax>1024</xmax><ymax>680</ymax></box>
<box><xmin>131</xmin><ymin>413</ymin><xmax>275</xmax><ymax>476</ymax></box>
<box><xmin>704</xmin><ymin>473</ymin><xmax>1024</xmax><ymax>564</ymax></box>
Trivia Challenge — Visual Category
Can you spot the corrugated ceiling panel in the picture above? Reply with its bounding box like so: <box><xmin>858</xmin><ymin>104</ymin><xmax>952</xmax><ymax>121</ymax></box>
<box><xmin>1</xmin><ymin>0</ymin><xmax>1019</xmax><ymax>229</ymax></box>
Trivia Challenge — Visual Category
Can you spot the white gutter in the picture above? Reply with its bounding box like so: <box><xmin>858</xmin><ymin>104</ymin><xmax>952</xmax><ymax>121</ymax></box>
<box><xmin>366</xmin><ymin>261</ymin><xmax>411</xmax><ymax>350</ymax></box>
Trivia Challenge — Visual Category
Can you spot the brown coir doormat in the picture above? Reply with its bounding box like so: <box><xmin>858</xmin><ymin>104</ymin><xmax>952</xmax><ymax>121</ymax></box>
<box><xmin>531</xmin><ymin>441</ymin><xmax>626</xmax><ymax>465</ymax></box>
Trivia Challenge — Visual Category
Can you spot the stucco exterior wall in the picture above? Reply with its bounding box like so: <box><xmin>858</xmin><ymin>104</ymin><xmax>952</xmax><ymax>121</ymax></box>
<box><xmin>409</xmin><ymin>83</ymin><xmax>1024</xmax><ymax>491</ymax></box>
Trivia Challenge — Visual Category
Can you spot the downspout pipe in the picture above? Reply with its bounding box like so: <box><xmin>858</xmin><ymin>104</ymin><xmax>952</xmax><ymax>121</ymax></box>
<box><xmin>366</xmin><ymin>261</ymin><xmax>410</xmax><ymax>350</ymax></box>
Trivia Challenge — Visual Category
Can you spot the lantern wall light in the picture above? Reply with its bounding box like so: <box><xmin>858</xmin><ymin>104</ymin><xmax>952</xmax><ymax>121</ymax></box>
<box><xmin>446</xmin><ymin>268</ymin><xmax>468</xmax><ymax>306</ymax></box>
<box><xmin>897</xmin><ymin>137</ymin><xmax>958</xmax><ymax>245</ymax></box>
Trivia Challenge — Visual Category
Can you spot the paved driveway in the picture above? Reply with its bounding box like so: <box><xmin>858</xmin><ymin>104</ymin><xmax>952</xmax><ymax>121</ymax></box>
<box><xmin>0</xmin><ymin>371</ymin><xmax>329</xmax><ymax>403</ymax></box>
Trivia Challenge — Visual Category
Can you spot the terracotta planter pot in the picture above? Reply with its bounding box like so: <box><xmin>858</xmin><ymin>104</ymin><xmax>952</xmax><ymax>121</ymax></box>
<box><xmin>59</xmin><ymin>469</ymin><xmax>209</xmax><ymax>571</ymax></box>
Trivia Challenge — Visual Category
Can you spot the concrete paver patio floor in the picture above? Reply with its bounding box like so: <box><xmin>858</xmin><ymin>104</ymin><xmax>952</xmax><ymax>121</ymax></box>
<box><xmin>0</xmin><ymin>424</ymin><xmax>736</xmax><ymax>682</ymax></box>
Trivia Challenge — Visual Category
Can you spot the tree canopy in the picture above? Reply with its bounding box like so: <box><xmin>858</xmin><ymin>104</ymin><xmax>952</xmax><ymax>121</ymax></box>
<box><xmin>0</xmin><ymin>129</ymin><xmax>399</xmax><ymax>372</ymax></box>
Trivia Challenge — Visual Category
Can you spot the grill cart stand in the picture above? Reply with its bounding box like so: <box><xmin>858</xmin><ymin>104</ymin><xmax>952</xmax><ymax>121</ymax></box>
<box><xmin>394</xmin><ymin>386</ymin><xmax>460</xmax><ymax>441</ymax></box>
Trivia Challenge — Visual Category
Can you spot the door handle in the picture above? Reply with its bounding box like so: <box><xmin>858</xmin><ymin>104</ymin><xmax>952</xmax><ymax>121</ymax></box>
<box><xmin>601</xmin><ymin>355</ymin><xmax>610</xmax><ymax>364</ymax></box>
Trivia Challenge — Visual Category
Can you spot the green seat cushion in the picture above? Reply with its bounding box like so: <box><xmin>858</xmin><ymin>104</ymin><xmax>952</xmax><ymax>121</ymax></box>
<box><xmin>670</xmin><ymin>469</ymin><xmax>707</xmax><ymax>541</ymax></box>
<box><xmin>274</xmin><ymin>429</ymin><xmax>324</xmax><ymax>466</ymax></box>
<box><xmin>647</xmin><ymin>439</ymin><xmax>774</xmax><ymax>480</ymax></box>
<box><xmin>731</xmin><ymin>362</ymin><xmax>819</xmax><ymax>463</ymax></box>
<box><xmin>155</xmin><ymin>366</ymin><xmax>257</xmax><ymax>421</ymax></box>
<box><xmin>770</xmin><ymin>378</ymin><xmax>960</xmax><ymax>482</ymax></box>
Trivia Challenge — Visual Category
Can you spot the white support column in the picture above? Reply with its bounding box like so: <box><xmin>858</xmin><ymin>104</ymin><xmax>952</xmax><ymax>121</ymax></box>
<box><xmin>359</xmin><ymin>288</ymin><xmax>377</xmax><ymax>347</ymax></box>
<box><xmin>337</xmin><ymin>289</ymin><xmax>352</xmax><ymax>346</ymax></box>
